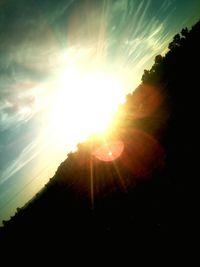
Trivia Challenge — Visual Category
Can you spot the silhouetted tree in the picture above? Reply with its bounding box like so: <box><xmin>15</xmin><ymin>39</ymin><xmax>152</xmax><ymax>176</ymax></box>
<box><xmin>154</xmin><ymin>54</ymin><xmax>163</xmax><ymax>64</ymax></box>
<box><xmin>181</xmin><ymin>27</ymin><xmax>189</xmax><ymax>38</ymax></box>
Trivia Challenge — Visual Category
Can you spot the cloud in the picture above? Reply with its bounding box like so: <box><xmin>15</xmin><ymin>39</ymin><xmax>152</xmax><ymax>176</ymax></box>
<box><xmin>0</xmin><ymin>137</ymin><xmax>43</xmax><ymax>185</ymax></box>
<box><xmin>0</xmin><ymin>104</ymin><xmax>31</xmax><ymax>132</ymax></box>
<box><xmin>0</xmin><ymin>80</ymin><xmax>50</xmax><ymax>132</ymax></box>
<box><xmin>101</xmin><ymin>0</ymin><xmax>176</xmax><ymax>90</ymax></box>
<box><xmin>159</xmin><ymin>0</ymin><xmax>172</xmax><ymax>12</ymax></box>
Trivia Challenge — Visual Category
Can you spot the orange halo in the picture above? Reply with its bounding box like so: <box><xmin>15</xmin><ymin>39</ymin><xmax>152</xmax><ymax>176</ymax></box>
<box><xmin>93</xmin><ymin>140</ymin><xmax>124</xmax><ymax>162</ymax></box>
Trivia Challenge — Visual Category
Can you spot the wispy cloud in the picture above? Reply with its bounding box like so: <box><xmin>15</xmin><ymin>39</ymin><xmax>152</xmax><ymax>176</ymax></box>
<box><xmin>0</xmin><ymin>137</ymin><xmax>43</xmax><ymax>185</ymax></box>
<box><xmin>102</xmin><ymin>0</ymin><xmax>176</xmax><ymax>90</ymax></box>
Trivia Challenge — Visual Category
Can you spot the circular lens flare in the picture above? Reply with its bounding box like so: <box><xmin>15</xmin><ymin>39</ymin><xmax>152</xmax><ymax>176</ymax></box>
<box><xmin>93</xmin><ymin>140</ymin><xmax>124</xmax><ymax>162</ymax></box>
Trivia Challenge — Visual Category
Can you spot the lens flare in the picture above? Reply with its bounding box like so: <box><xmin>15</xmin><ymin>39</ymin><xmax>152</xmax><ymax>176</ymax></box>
<box><xmin>93</xmin><ymin>140</ymin><xmax>124</xmax><ymax>162</ymax></box>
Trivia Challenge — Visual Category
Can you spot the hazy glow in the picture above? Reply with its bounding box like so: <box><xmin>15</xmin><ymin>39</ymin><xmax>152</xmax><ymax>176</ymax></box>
<box><xmin>49</xmin><ymin>67</ymin><xmax>125</xmax><ymax>148</ymax></box>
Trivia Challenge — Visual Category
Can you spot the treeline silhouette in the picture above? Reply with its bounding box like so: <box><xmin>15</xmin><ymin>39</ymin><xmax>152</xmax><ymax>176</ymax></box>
<box><xmin>1</xmin><ymin>20</ymin><xmax>199</xmax><ymax>249</ymax></box>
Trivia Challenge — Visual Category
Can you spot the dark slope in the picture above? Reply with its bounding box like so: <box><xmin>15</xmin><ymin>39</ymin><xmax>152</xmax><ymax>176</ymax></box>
<box><xmin>1</xmin><ymin>20</ymin><xmax>199</xmax><ymax>248</ymax></box>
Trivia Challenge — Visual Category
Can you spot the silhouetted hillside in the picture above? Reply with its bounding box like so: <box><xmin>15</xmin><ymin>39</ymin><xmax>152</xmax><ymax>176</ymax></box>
<box><xmin>1</xmin><ymin>20</ymin><xmax>199</xmax><ymax>250</ymax></box>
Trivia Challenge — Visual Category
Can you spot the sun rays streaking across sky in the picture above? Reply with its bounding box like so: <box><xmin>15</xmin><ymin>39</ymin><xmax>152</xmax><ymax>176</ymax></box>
<box><xmin>0</xmin><ymin>0</ymin><xmax>200</xmax><ymax>224</ymax></box>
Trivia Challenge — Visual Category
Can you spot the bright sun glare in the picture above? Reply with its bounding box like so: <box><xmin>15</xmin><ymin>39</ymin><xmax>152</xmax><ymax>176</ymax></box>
<box><xmin>49</xmin><ymin>67</ymin><xmax>125</xmax><ymax>148</ymax></box>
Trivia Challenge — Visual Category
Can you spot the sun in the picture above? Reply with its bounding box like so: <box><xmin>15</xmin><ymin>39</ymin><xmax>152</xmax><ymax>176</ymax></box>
<box><xmin>48</xmin><ymin>67</ymin><xmax>125</xmax><ymax>148</ymax></box>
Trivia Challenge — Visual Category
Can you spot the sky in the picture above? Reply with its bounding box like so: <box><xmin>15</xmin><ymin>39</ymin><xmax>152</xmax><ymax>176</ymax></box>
<box><xmin>0</xmin><ymin>0</ymin><xmax>200</xmax><ymax>225</ymax></box>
